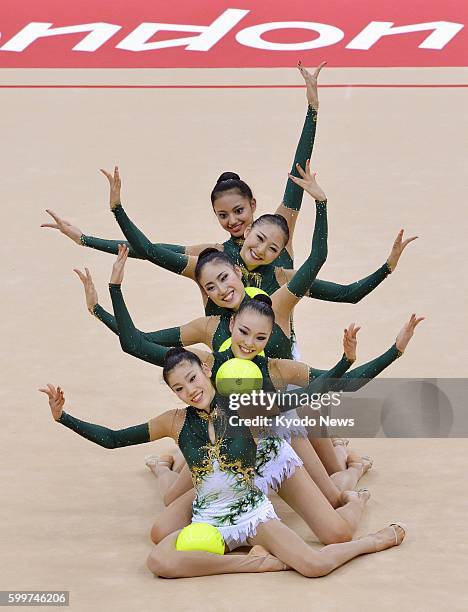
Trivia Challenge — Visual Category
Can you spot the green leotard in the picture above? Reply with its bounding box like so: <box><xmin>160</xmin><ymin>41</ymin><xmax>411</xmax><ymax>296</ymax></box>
<box><xmin>108</xmin><ymin>283</ymin><xmax>402</xmax><ymax>397</ymax></box>
<box><xmin>79</xmin><ymin>105</ymin><xmax>316</xmax><ymax>265</ymax></box>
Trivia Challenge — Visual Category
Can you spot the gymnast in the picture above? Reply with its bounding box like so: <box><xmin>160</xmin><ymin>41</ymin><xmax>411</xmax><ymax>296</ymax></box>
<box><xmin>41</xmin><ymin>62</ymin><xmax>324</xmax><ymax>272</ymax></box>
<box><xmin>39</xmin><ymin>346</ymin><xmax>408</xmax><ymax>579</ymax></box>
<box><xmin>72</xmin><ymin>242</ymin><xmax>422</xmax><ymax>545</ymax></box>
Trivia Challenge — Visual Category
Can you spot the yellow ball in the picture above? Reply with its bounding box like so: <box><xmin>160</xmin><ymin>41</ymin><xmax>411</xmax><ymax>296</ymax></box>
<box><xmin>218</xmin><ymin>336</ymin><xmax>265</xmax><ymax>357</ymax></box>
<box><xmin>245</xmin><ymin>286</ymin><xmax>269</xmax><ymax>299</ymax></box>
<box><xmin>176</xmin><ymin>523</ymin><xmax>225</xmax><ymax>555</ymax></box>
<box><xmin>215</xmin><ymin>358</ymin><xmax>263</xmax><ymax>396</ymax></box>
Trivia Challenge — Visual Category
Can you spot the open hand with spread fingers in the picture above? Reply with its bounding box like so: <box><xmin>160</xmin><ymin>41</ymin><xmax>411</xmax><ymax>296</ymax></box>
<box><xmin>100</xmin><ymin>165</ymin><xmax>122</xmax><ymax>210</ymax></box>
<box><xmin>297</xmin><ymin>60</ymin><xmax>327</xmax><ymax>110</ymax></box>
<box><xmin>386</xmin><ymin>230</ymin><xmax>418</xmax><ymax>272</ymax></box>
<box><xmin>110</xmin><ymin>243</ymin><xmax>129</xmax><ymax>285</ymax></box>
<box><xmin>39</xmin><ymin>384</ymin><xmax>65</xmax><ymax>421</ymax></box>
<box><xmin>41</xmin><ymin>209</ymin><xmax>83</xmax><ymax>245</ymax></box>
<box><xmin>288</xmin><ymin>159</ymin><xmax>326</xmax><ymax>202</ymax></box>
<box><xmin>395</xmin><ymin>314</ymin><xmax>425</xmax><ymax>353</ymax></box>
<box><xmin>343</xmin><ymin>323</ymin><xmax>360</xmax><ymax>363</ymax></box>
<box><xmin>74</xmin><ymin>267</ymin><xmax>98</xmax><ymax>313</ymax></box>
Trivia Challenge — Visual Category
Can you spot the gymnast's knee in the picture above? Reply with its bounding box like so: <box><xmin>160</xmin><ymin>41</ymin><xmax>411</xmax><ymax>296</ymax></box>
<box><xmin>298</xmin><ymin>556</ymin><xmax>335</xmax><ymax>578</ymax></box>
<box><xmin>150</xmin><ymin>519</ymin><xmax>170</xmax><ymax>545</ymax></box>
<box><xmin>146</xmin><ymin>548</ymin><xmax>179</xmax><ymax>578</ymax></box>
<box><xmin>320</xmin><ymin>525</ymin><xmax>352</xmax><ymax>545</ymax></box>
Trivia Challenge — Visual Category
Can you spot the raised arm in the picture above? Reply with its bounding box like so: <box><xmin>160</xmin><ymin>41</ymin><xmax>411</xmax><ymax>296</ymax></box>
<box><xmin>109</xmin><ymin>245</ymin><xmax>212</xmax><ymax>366</ymax></box>
<box><xmin>100</xmin><ymin>166</ymin><xmax>196</xmax><ymax>279</ymax></box>
<box><xmin>272</xmin><ymin>162</ymin><xmax>328</xmax><ymax>319</ymax></box>
<box><xmin>309</xmin><ymin>314</ymin><xmax>424</xmax><ymax>391</ymax></box>
<box><xmin>276</xmin><ymin>61</ymin><xmax>326</xmax><ymax>246</ymax></box>
<box><xmin>39</xmin><ymin>384</ymin><xmax>177</xmax><ymax>448</ymax></box>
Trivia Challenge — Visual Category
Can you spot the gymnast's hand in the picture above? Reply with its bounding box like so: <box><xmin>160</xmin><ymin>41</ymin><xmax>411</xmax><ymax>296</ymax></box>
<box><xmin>343</xmin><ymin>323</ymin><xmax>360</xmax><ymax>363</ymax></box>
<box><xmin>110</xmin><ymin>243</ymin><xmax>129</xmax><ymax>285</ymax></box>
<box><xmin>39</xmin><ymin>384</ymin><xmax>64</xmax><ymax>421</ymax></box>
<box><xmin>100</xmin><ymin>165</ymin><xmax>121</xmax><ymax>210</ymax></box>
<box><xmin>297</xmin><ymin>60</ymin><xmax>326</xmax><ymax>111</ymax></box>
<box><xmin>386</xmin><ymin>230</ymin><xmax>418</xmax><ymax>272</ymax></box>
<box><xmin>395</xmin><ymin>314</ymin><xmax>425</xmax><ymax>353</ymax></box>
<box><xmin>288</xmin><ymin>160</ymin><xmax>326</xmax><ymax>202</ymax></box>
<box><xmin>41</xmin><ymin>209</ymin><xmax>83</xmax><ymax>245</ymax></box>
<box><xmin>73</xmin><ymin>267</ymin><xmax>98</xmax><ymax>313</ymax></box>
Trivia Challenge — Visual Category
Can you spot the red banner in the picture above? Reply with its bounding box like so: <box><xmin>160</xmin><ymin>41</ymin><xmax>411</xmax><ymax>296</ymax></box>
<box><xmin>0</xmin><ymin>0</ymin><xmax>466</xmax><ymax>68</ymax></box>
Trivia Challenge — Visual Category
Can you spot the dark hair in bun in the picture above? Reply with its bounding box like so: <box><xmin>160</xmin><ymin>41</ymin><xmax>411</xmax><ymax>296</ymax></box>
<box><xmin>163</xmin><ymin>347</ymin><xmax>203</xmax><ymax>384</ymax></box>
<box><xmin>195</xmin><ymin>248</ymin><xmax>236</xmax><ymax>282</ymax></box>
<box><xmin>251</xmin><ymin>214</ymin><xmax>289</xmax><ymax>245</ymax></box>
<box><xmin>236</xmin><ymin>293</ymin><xmax>275</xmax><ymax>326</ymax></box>
<box><xmin>211</xmin><ymin>172</ymin><xmax>254</xmax><ymax>205</ymax></box>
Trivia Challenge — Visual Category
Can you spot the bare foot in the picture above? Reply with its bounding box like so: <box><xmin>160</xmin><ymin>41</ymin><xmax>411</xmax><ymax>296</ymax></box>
<box><xmin>371</xmin><ymin>524</ymin><xmax>406</xmax><ymax>552</ymax></box>
<box><xmin>340</xmin><ymin>488</ymin><xmax>371</xmax><ymax>506</ymax></box>
<box><xmin>248</xmin><ymin>545</ymin><xmax>287</xmax><ymax>571</ymax></box>
<box><xmin>145</xmin><ymin>454</ymin><xmax>174</xmax><ymax>476</ymax></box>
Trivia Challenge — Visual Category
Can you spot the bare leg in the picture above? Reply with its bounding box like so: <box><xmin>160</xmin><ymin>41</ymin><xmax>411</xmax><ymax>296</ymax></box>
<box><xmin>276</xmin><ymin>468</ymin><xmax>369</xmax><ymax>544</ymax></box>
<box><xmin>331</xmin><ymin>459</ymin><xmax>371</xmax><ymax>494</ymax></box>
<box><xmin>251</xmin><ymin>520</ymin><xmax>406</xmax><ymax>577</ymax></box>
<box><xmin>147</xmin><ymin>531</ymin><xmax>286</xmax><ymax>578</ymax></box>
<box><xmin>150</xmin><ymin>489</ymin><xmax>195</xmax><ymax>544</ymax></box>
<box><xmin>162</xmin><ymin>465</ymin><xmax>193</xmax><ymax>506</ymax></box>
<box><xmin>309</xmin><ymin>437</ymin><xmax>345</xmax><ymax>474</ymax></box>
<box><xmin>290</xmin><ymin>436</ymin><xmax>342</xmax><ymax>507</ymax></box>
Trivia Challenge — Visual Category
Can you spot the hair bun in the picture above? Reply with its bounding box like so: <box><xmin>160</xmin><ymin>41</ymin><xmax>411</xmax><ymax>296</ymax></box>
<box><xmin>165</xmin><ymin>347</ymin><xmax>188</xmax><ymax>360</ymax></box>
<box><xmin>217</xmin><ymin>172</ymin><xmax>240</xmax><ymax>184</ymax></box>
<box><xmin>253</xmin><ymin>294</ymin><xmax>272</xmax><ymax>307</ymax></box>
<box><xmin>198</xmin><ymin>247</ymin><xmax>221</xmax><ymax>262</ymax></box>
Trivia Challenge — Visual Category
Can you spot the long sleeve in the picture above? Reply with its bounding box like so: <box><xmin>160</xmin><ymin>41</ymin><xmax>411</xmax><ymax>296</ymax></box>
<box><xmin>92</xmin><ymin>303</ymin><xmax>183</xmax><ymax>347</ymax></box>
<box><xmin>283</xmin><ymin>106</ymin><xmax>318</xmax><ymax>211</ymax></box>
<box><xmin>277</xmin><ymin>354</ymin><xmax>353</xmax><ymax>411</ymax></box>
<box><xmin>58</xmin><ymin>412</ymin><xmax>150</xmax><ymax>449</ymax></box>
<box><xmin>109</xmin><ymin>284</ymin><xmax>169</xmax><ymax>367</ymax></box>
<box><xmin>112</xmin><ymin>204</ymin><xmax>188</xmax><ymax>274</ymax></box>
<box><xmin>309</xmin><ymin>344</ymin><xmax>402</xmax><ymax>392</ymax></box>
<box><xmin>81</xmin><ymin>235</ymin><xmax>186</xmax><ymax>259</ymax></box>
<box><xmin>287</xmin><ymin>200</ymin><xmax>328</xmax><ymax>298</ymax></box>
<box><xmin>308</xmin><ymin>263</ymin><xmax>391</xmax><ymax>304</ymax></box>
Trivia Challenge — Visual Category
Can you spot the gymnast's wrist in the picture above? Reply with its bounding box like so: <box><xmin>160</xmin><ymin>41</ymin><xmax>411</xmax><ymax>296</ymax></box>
<box><xmin>110</xmin><ymin>201</ymin><xmax>122</xmax><ymax>212</ymax></box>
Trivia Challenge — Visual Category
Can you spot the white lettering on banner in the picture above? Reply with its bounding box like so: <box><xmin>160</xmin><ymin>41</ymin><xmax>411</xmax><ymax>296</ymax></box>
<box><xmin>236</xmin><ymin>21</ymin><xmax>344</xmax><ymax>50</ymax></box>
<box><xmin>346</xmin><ymin>20</ymin><xmax>464</xmax><ymax>50</ymax></box>
<box><xmin>0</xmin><ymin>13</ymin><xmax>463</xmax><ymax>54</ymax></box>
<box><xmin>0</xmin><ymin>22</ymin><xmax>122</xmax><ymax>52</ymax></box>
<box><xmin>117</xmin><ymin>9</ymin><xmax>249</xmax><ymax>52</ymax></box>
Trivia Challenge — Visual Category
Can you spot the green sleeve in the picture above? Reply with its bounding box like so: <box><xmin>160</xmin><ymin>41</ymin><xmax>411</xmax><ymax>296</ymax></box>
<box><xmin>112</xmin><ymin>205</ymin><xmax>188</xmax><ymax>274</ymax></box>
<box><xmin>309</xmin><ymin>344</ymin><xmax>402</xmax><ymax>391</ymax></box>
<box><xmin>58</xmin><ymin>412</ymin><xmax>150</xmax><ymax>449</ymax></box>
<box><xmin>282</xmin><ymin>106</ymin><xmax>318</xmax><ymax>211</ymax></box>
<box><xmin>92</xmin><ymin>304</ymin><xmax>182</xmax><ymax>347</ymax></box>
<box><xmin>80</xmin><ymin>235</ymin><xmax>186</xmax><ymax>259</ymax></box>
<box><xmin>109</xmin><ymin>284</ymin><xmax>169</xmax><ymax>367</ymax></box>
<box><xmin>287</xmin><ymin>200</ymin><xmax>328</xmax><ymax>298</ymax></box>
<box><xmin>308</xmin><ymin>263</ymin><xmax>391</xmax><ymax>303</ymax></box>
<box><xmin>277</xmin><ymin>354</ymin><xmax>353</xmax><ymax>411</ymax></box>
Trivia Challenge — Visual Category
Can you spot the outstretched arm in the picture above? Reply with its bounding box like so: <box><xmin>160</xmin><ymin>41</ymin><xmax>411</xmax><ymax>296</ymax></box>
<box><xmin>101</xmin><ymin>166</ymin><xmax>196</xmax><ymax>279</ymax></box>
<box><xmin>41</xmin><ymin>208</ymin><xmax>186</xmax><ymax>258</ymax></box>
<box><xmin>276</xmin><ymin>61</ymin><xmax>326</xmax><ymax>246</ymax></box>
<box><xmin>39</xmin><ymin>384</ymin><xmax>176</xmax><ymax>448</ymax></box>
<box><xmin>309</xmin><ymin>314</ymin><xmax>424</xmax><ymax>391</ymax></box>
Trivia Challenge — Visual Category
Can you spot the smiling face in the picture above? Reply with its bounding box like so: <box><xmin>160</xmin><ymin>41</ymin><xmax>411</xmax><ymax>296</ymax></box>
<box><xmin>198</xmin><ymin>260</ymin><xmax>246</xmax><ymax>309</ymax></box>
<box><xmin>166</xmin><ymin>360</ymin><xmax>215</xmax><ymax>410</ymax></box>
<box><xmin>229</xmin><ymin>309</ymin><xmax>273</xmax><ymax>359</ymax></box>
<box><xmin>240</xmin><ymin>220</ymin><xmax>288</xmax><ymax>269</ymax></box>
<box><xmin>212</xmin><ymin>190</ymin><xmax>256</xmax><ymax>239</ymax></box>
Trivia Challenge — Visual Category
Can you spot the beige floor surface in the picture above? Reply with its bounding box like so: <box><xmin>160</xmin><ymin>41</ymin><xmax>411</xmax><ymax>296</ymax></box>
<box><xmin>1</xmin><ymin>67</ymin><xmax>467</xmax><ymax>611</ymax></box>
